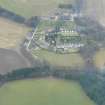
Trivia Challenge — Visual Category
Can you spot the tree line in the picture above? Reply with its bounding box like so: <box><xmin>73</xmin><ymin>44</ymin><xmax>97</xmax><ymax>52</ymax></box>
<box><xmin>0</xmin><ymin>65</ymin><xmax>84</xmax><ymax>83</ymax></box>
<box><xmin>79</xmin><ymin>70</ymin><xmax>105</xmax><ymax>105</ymax></box>
<box><xmin>0</xmin><ymin>6</ymin><xmax>40</xmax><ymax>27</ymax></box>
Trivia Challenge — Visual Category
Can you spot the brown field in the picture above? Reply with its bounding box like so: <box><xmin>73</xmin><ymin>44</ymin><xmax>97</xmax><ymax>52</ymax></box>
<box><xmin>94</xmin><ymin>48</ymin><xmax>105</xmax><ymax>70</ymax></box>
<box><xmin>0</xmin><ymin>17</ymin><xmax>30</xmax><ymax>48</ymax></box>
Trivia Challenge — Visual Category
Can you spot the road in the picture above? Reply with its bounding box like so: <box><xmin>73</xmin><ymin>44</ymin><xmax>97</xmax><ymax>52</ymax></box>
<box><xmin>26</xmin><ymin>27</ymin><xmax>38</xmax><ymax>51</ymax></box>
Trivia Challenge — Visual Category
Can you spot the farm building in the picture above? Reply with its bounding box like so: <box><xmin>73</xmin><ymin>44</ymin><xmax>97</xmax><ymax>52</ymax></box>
<box><xmin>44</xmin><ymin>27</ymin><xmax>84</xmax><ymax>53</ymax></box>
<box><xmin>30</xmin><ymin>8</ymin><xmax>85</xmax><ymax>53</ymax></box>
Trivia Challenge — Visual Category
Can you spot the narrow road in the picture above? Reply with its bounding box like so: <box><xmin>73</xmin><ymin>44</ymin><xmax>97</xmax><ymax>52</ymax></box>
<box><xmin>26</xmin><ymin>27</ymin><xmax>38</xmax><ymax>51</ymax></box>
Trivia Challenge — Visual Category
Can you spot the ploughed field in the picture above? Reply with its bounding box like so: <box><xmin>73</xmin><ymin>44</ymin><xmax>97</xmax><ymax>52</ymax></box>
<box><xmin>0</xmin><ymin>79</ymin><xmax>96</xmax><ymax>105</ymax></box>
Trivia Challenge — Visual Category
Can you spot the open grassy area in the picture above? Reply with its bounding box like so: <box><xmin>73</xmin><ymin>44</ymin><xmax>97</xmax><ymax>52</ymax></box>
<box><xmin>94</xmin><ymin>48</ymin><xmax>105</xmax><ymax>70</ymax></box>
<box><xmin>0</xmin><ymin>18</ymin><xmax>30</xmax><ymax>48</ymax></box>
<box><xmin>0</xmin><ymin>79</ymin><xmax>95</xmax><ymax>105</ymax></box>
<box><xmin>32</xmin><ymin>49</ymin><xmax>85</xmax><ymax>68</ymax></box>
<box><xmin>0</xmin><ymin>0</ymin><xmax>74</xmax><ymax>18</ymax></box>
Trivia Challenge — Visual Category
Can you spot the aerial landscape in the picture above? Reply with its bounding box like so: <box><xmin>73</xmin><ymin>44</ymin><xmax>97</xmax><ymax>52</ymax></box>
<box><xmin>0</xmin><ymin>0</ymin><xmax>105</xmax><ymax>105</ymax></box>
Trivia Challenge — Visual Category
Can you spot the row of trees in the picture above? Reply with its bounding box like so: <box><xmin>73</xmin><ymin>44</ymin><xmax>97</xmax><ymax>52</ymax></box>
<box><xmin>0</xmin><ymin>66</ymin><xmax>83</xmax><ymax>83</ymax></box>
<box><xmin>0</xmin><ymin>6</ymin><xmax>40</xmax><ymax>28</ymax></box>
<box><xmin>0</xmin><ymin>6</ymin><xmax>25</xmax><ymax>23</ymax></box>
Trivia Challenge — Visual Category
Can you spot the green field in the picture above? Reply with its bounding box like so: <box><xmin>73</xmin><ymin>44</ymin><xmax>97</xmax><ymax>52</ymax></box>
<box><xmin>32</xmin><ymin>49</ymin><xmax>85</xmax><ymax>68</ymax></box>
<box><xmin>0</xmin><ymin>0</ymin><xmax>74</xmax><ymax>18</ymax></box>
<box><xmin>0</xmin><ymin>79</ymin><xmax>95</xmax><ymax>105</ymax></box>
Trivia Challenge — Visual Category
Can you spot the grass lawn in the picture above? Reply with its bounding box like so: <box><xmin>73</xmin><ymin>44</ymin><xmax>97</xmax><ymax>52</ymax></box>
<box><xmin>32</xmin><ymin>49</ymin><xmax>85</xmax><ymax>68</ymax></box>
<box><xmin>0</xmin><ymin>79</ymin><xmax>96</xmax><ymax>105</ymax></box>
<box><xmin>94</xmin><ymin>48</ymin><xmax>105</xmax><ymax>69</ymax></box>
<box><xmin>0</xmin><ymin>18</ymin><xmax>30</xmax><ymax>48</ymax></box>
<box><xmin>0</xmin><ymin>0</ymin><xmax>74</xmax><ymax>18</ymax></box>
